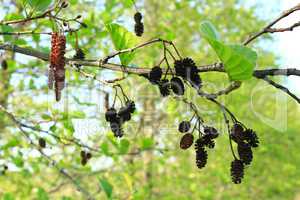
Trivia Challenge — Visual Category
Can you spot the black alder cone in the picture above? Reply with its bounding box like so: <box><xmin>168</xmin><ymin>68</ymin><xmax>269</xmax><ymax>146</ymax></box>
<box><xmin>230</xmin><ymin>123</ymin><xmax>244</xmax><ymax>144</ymax></box>
<box><xmin>118</xmin><ymin>106</ymin><xmax>131</xmax><ymax>122</ymax></box>
<box><xmin>170</xmin><ymin>77</ymin><xmax>185</xmax><ymax>95</ymax></box>
<box><xmin>174</xmin><ymin>57</ymin><xmax>202</xmax><ymax>89</ymax></box>
<box><xmin>1</xmin><ymin>60</ymin><xmax>8</xmax><ymax>70</ymax></box>
<box><xmin>238</xmin><ymin>143</ymin><xmax>253</xmax><ymax>165</ymax></box>
<box><xmin>204</xmin><ymin>126</ymin><xmax>219</xmax><ymax>139</ymax></box>
<box><xmin>105</xmin><ymin>108</ymin><xmax>118</xmax><ymax>122</ymax></box>
<box><xmin>180</xmin><ymin>133</ymin><xmax>194</xmax><ymax>150</ymax></box>
<box><xmin>174</xmin><ymin>60</ymin><xmax>185</xmax><ymax>78</ymax></box>
<box><xmin>86</xmin><ymin>152</ymin><xmax>92</xmax><ymax>159</ymax></box>
<box><xmin>202</xmin><ymin>135</ymin><xmax>215</xmax><ymax>149</ymax></box>
<box><xmin>110</xmin><ymin>121</ymin><xmax>124</xmax><ymax>138</ymax></box>
<box><xmin>149</xmin><ymin>66</ymin><xmax>162</xmax><ymax>83</ymax></box>
<box><xmin>134</xmin><ymin>12</ymin><xmax>143</xmax><ymax>22</ymax></box>
<box><xmin>195</xmin><ymin>139</ymin><xmax>208</xmax><ymax>169</ymax></box>
<box><xmin>178</xmin><ymin>121</ymin><xmax>191</xmax><ymax>133</ymax></box>
<box><xmin>73</xmin><ymin>48</ymin><xmax>85</xmax><ymax>68</ymax></box>
<box><xmin>81</xmin><ymin>157</ymin><xmax>88</xmax><ymax>166</ymax></box>
<box><xmin>135</xmin><ymin>22</ymin><xmax>144</xmax><ymax>37</ymax></box>
<box><xmin>231</xmin><ymin>159</ymin><xmax>244</xmax><ymax>184</ymax></box>
<box><xmin>244</xmin><ymin>129</ymin><xmax>259</xmax><ymax>148</ymax></box>
<box><xmin>158</xmin><ymin>79</ymin><xmax>170</xmax><ymax>97</ymax></box>
<box><xmin>80</xmin><ymin>150</ymin><xmax>86</xmax><ymax>158</ymax></box>
<box><xmin>126</xmin><ymin>100</ymin><xmax>136</xmax><ymax>114</ymax></box>
<box><xmin>38</xmin><ymin>138</ymin><xmax>46</xmax><ymax>148</ymax></box>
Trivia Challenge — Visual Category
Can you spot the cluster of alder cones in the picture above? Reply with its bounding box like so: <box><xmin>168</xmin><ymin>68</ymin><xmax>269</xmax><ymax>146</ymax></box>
<box><xmin>144</xmin><ymin>57</ymin><xmax>202</xmax><ymax>97</ymax></box>
<box><xmin>177</xmin><ymin>117</ymin><xmax>259</xmax><ymax>184</ymax></box>
<box><xmin>49</xmin><ymin>32</ymin><xmax>66</xmax><ymax>101</ymax></box>
<box><xmin>105</xmin><ymin>99</ymin><xmax>136</xmax><ymax>138</ymax></box>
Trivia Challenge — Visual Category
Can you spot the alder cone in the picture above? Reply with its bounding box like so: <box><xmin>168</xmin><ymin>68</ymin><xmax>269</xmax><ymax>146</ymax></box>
<box><xmin>159</xmin><ymin>79</ymin><xmax>170</xmax><ymax>97</ymax></box>
<box><xmin>231</xmin><ymin>159</ymin><xmax>244</xmax><ymax>184</ymax></box>
<box><xmin>38</xmin><ymin>138</ymin><xmax>46</xmax><ymax>148</ymax></box>
<box><xmin>244</xmin><ymin>129</ymin><xmax>259</xmax><ymax>148</ymax></box>
<box><xmin>118</xmin><ymin>106</ymin><xmax>131</xmax><ymax>122</ymax></box>
<box><xmin>204</xmin><ymin>126</ymin><xmax>219</xmax><ymax>139</ymax></box>
<box><xmin>1</xmin><ymin>60</ymin><xmax>8</xmax><ymax>70</ymax></box>
<box><xmin>126</xmin><ymin>101</ymin><xmax>136</xmax><ymax>114</ymax></box>
<box><xmin>105</xmin><ymin>108</ymin><xmax>118</xmax><ymax>122</ymax></box>
<box><xmin>149</xmin><ymin>66</ymin><xmax>162</xmax><ymax>83</ymax></box>
<box><xmin>170</xmin><ymin>77</ymin><xmax>185</xmax><ymax>95</ymax></box>
<box><xmin>134</xmin><ymin>12</ymin><xmax>142</xmax><ymax>23</ymax></box>
<box><xmin>178</xmin><ymin>121</ymin><xmax>191</xmax><ymax>133</ymax></box>
<box><xmin>238</xmin><ymin>143</ymin><xmax>253</xmax><ymax>165</ymax></box>
<box><xmin>80</xmin><ymin>150</ymin><xmax>86</xmax><ymax>158</ymax></box>
<box><xmin>81</xmin><ymin>157</ymin><xmax>88</xmax><ymax>166</ymax></box>
<box><xmin>135</xmin><ymin>22</ymin><xmax>144</xmax><ymax>37</ymax></box>
<box><xmin>86</xmin><ymin>152</ymin><xmax>92</xmax><ymax>159</ymax></box>
<box><xmin>180</xmin><ymin>133</ymin><xmax>194</xmax><ymax>149</ymax></box>
<box><xmin>195</xmin><ymin>139</ymin><xmax>208</xmax><ymax>169</ymax></box>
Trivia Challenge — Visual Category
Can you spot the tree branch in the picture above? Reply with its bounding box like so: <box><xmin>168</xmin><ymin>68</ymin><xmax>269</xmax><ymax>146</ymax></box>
<box><xmin>259</xmin><ymin>77</ymin><xmax>300</xmax><ymax>104</ymax></box>
<box><xmin>243</xmin><ymin>3</ymin><xmax>300</xmax><ymax>45</ymax></box>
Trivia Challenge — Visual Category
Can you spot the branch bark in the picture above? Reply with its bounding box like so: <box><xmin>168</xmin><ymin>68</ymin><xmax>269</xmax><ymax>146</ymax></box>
<box><xmin>2</xmin><ymin>43</ymin><xmax>300</xmax><ymax>79</ymax></box>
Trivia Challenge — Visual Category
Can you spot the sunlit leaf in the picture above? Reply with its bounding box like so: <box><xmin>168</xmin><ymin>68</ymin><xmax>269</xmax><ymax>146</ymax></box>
<box><xmin>27</xmin><ymin>0</ymin><xmax>52</xmax><ymax>13</ymax></box>
<box><xmin>106</xmin><ymin>23</ymin><xmax>138</xmax><ymax>66</ymax></box>
<box><xmin>99</xmin><ymin>178</ymin><xmax>113</xmax><ymax>199</ymax></box>
<box><xmin>200</xmin><ymin>21</ymin><xmax>257</xmax><ymax>81</ymax></box>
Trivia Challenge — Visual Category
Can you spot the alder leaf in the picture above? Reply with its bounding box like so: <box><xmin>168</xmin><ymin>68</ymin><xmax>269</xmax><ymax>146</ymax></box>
<box><xmin>200</xmin><ymin>21</ymin><xmax>257</xmax><ymax>81</ymax></box>
<box><xmin>106</xmin><ymin>23</ymin><xmax>138</xmax><ymax>66</ymax></box>
<box><xmin>27</xmin><ymin>0</ymin><xmax>52</xmax><ymax>13</ymax></box>
<box><xmin>99</xmin><ymin>178</ymin><xmax>113</xmax><ymax>199</ymax></box>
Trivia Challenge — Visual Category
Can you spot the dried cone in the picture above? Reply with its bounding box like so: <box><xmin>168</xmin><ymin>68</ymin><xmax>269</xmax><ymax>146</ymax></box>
<box><xmin>180</xmin><ymin>133</ymin><xmax>194</xmax><ymax>149</ymax></box>
<box><xmin>49</xmin><ymin>32</ymin><xmax>66</xmax><ymax>101</ymax></box>
<box><xmin>231</xmin><ymin>159</ymin><xmax>244</xmax><ymax>184</ymax></box>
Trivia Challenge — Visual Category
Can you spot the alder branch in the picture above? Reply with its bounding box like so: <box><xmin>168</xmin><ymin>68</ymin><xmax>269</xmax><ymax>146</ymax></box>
<box><xmin>259</xmin><ymin>77</ymin><xmax>300</xmax><ymax>104</ymax></box>
<box><xmin>198</xmin><ymin>81</ymin><xmax>242</xmax><ymax>99</ymax></box>
<box><xmin>2</xmin><ymin>43</ymin><xmax>299</xmax><ymax>79</ymax></box>
<box><xmin>1</xmin><ymin>43</ymin><xmax>300</xmax><ymax>101</ymax></box>
<box><xmin>244</xmin><ymin>3</ymin><xmax>300</xmax><ymax>45</ymax></box>
<box><xmin>253</xmin><ymin>68</ymin><xmax>300</xmax><ymax>78</ymax></box>
<box><xmin>265</xmin><ymin>21</ymin><xmax>300</xmax><ymax>33</ymax></box>
<box><xmin>0</xmin><ymin>28</ymin><xmax>81</xmax><ymax>36</ymax></box>
<box><xmin>0</xmin><ymin>11</ymin><xmax>52</xmax><ymax>25</ymax></box>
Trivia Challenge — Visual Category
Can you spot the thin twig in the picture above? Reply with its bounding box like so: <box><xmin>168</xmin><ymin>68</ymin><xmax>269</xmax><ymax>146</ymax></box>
<box><xmin>260</xmin><ymin>77</ymin><xmax>300</xmax><ymax>104</ymax></box>
<box><xmin>198</xmin><ymin>81</ymin><xmax>242</xmax><ymax>99</ymax></box>
<box><xmin>244</xmin><ymin>3</ymin><xmax>300</xmax><ymax>45</ymax></box>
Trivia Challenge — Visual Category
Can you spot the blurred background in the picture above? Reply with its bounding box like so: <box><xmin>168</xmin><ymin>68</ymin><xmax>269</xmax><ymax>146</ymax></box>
<box><xmin>0</xmin><ymin>0</ymin><xmax>300</xmax><ymax>199</ymax></box>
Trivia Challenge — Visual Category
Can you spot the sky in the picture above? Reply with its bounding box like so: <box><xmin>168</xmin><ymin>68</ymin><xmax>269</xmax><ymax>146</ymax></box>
<box><xmin>275</xmin><ymin>0</ymin><xmax>300</xmax><ymax>95</ymax></box>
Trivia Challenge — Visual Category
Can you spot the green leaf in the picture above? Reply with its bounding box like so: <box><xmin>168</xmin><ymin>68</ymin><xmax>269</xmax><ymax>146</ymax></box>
<box><xmin>140</xmin><ymin>138</ymin><xmax>155</xmax><ymax>150</ymax></box>
<box><xmin>100</xmin><ymin>142</ymin><xmax>110</xmax><ymax>156</ymax></box>
<box><xmin>200</xmin><ymin>21</ymin><xmax>257</xmax><ymax>81</ymax></box>
<box><xmin>121</xmin><ymin>0</ymin><xmax>133</xmax><ymax>8</ymax></box>
<box><xmin>199</xmin><ymin>21</ymin><xmax>220</xmax><ymax>41</ymax></box>
<box><xmin>27</xmin><ymin>0</ymin><xmax>52</xmax><ymax>13</ymax></box>
<box><xmin>2</xmin><ymin>138</ymin><xmax>20</xmax><ymax>149</ymax></box>
<box><xmin>118</xmin><ymin>139</ymin><xmax>130</xmax><ymax>154</ymax></box>
<box><xmin>106</xmin><ymin>23</ymin><xmax>138</xmax><ymax>65</ymax></box>
<box><xmin>1</xmin><ymin>25</ymin><xmax>14</xmax><ymax>42</ymax></box>
<box><xmin>12</xmin><ymin>155</ymin><xmax>24</xmax><ymax>168</ymax></box>
<box><xmin>99</xmin><ymin>178</ymin><xmax>113</xmax><ymax>199</ymax></box>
